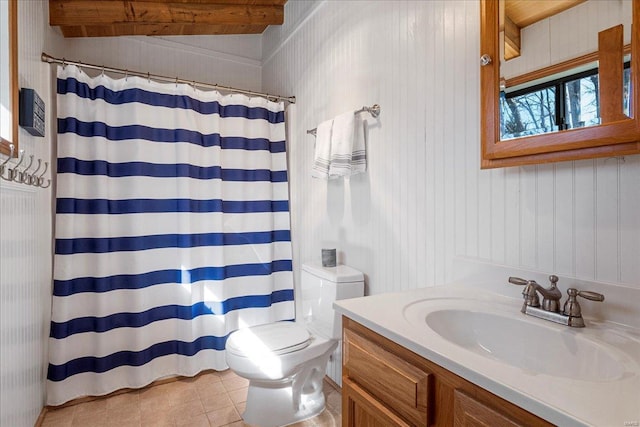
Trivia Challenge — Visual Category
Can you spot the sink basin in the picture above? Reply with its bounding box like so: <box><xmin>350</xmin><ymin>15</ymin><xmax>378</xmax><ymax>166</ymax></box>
<box><xmin>403</xmin><ymin>299</ymin><xmax>630</xmax><ymax>382</ymax></box>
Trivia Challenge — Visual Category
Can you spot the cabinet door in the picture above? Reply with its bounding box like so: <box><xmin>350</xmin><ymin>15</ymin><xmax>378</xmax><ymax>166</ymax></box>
<box><xmin>343</xmin><ymin>328</ymin><xmax>431</xmax><ymax>425</ymax></box>
<box><xmin>454</xmin><ymin>389</ymin><xmax>527</xmax><ymax>427</ymax></box>
<box><xmin>343</xmin><ymin>378</ymin><xmax>412</xmax><ymax>427</ymax></box>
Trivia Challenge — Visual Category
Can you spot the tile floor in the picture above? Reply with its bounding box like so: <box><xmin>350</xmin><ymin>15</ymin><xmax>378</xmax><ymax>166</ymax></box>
<box><xmin>40</xmin><ymin>370</ymin><xmax>342</xmax><ymax>427</ymax></box>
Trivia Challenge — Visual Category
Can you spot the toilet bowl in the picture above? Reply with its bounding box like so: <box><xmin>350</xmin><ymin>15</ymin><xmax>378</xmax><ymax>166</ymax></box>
<box><xmin>225</xmin><ymin>262</ymin><xmax>364</xmax><ymax>427</ymax></box>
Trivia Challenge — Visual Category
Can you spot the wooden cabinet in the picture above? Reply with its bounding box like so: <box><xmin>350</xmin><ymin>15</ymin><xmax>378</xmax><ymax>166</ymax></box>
<box><xmin>342</xmin><ymin>317</ymin><xmax>554</xmax><ymax>427</ymax></box>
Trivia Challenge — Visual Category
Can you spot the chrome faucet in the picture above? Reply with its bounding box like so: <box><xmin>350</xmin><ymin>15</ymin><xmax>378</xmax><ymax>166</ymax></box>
<box><xmin>509</xmin><ymin>275</ymin><xmax>562</xmax><ymax>312</ymax></box>
<box><xmin>508</xmin><ymin>275</ymin><xmax>604</xmax><ymax>327</ymax></box>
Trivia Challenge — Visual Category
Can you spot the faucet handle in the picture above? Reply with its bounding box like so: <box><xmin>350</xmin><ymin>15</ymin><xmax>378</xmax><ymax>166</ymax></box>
<box><xmin>548</xmin><ymin>275</ymin><xmax>559</xmax><ymax>287</ymax></box>
<box><xmin>508</xmin><ymin>277</ymin><xmax>541</xmax><ymax>308</ymax></box>
<box><xmin>571</xmin><ymin>288</ymin><xmax>604</xmax><ymax>302</ymax></box>
<box><xmin>563</xmin><ymin>288</ymin><xmax>604</xmax><ymax>326</ymax></box>
<box><xmin>508</xmin><ymin>276</ymin><xmax>529</xmax><ymax>286</ymax></box>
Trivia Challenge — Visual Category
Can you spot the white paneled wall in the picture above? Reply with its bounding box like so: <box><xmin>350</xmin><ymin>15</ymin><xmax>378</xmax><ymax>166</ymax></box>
<box><xmin>262</xmin><ymin>0</ymin><xmax>640</xmax><ymax>304</ymax></box>
<box><xmin>59</xmin><ymin>34</ymin><xmax>263</xmax><ymax>92</ymax></box>
<box><xmin>0</xmin><ymin>2</ymin><xmax>60</xmax><ymax>426</ymax></box>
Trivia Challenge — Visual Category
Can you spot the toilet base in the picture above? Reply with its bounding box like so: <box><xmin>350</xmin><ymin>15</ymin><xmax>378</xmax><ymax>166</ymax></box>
<box><xmin>242</xmin><ymin>381</ymin><xmax>326</xmax><ymax>427</ymax></box>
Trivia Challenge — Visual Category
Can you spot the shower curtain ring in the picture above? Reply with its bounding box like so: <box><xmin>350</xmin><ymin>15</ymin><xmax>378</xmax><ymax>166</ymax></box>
<box><xmin>175</xmin><ymin>77</ymin><xmax>179</xmax><ymax>87</ymax></box>
<box><xmin>101</xmin><ymin>65</ymin><xmax>105</xmax><ymax>77</ymax></box>
<box><xmin>62</xmin><ymin>58</ymin><xmax>66</xmax><ymax>69</ymax></box>
<box><xmin>147</xmin><ymin>72</ymin><xmax>150</xmax><ymax>83</ymax></box>
<box><xmin>125</xmin><ymin>70</ymin><xmax>128</xmax><ymax>81</ymax></box>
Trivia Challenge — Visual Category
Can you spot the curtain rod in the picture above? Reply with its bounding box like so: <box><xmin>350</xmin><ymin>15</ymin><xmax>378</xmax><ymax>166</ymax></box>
<box><xmin>41</xmin><ymin>52</ymin><xmax>296</xmax><ymax>104</ymax></box>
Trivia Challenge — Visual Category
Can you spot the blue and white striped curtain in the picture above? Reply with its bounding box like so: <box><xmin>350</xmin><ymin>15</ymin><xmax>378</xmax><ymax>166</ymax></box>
<box><xmin>47</xmin><ymin>65</ymin><xmax>294</xmax><ymax>405</ymax></box>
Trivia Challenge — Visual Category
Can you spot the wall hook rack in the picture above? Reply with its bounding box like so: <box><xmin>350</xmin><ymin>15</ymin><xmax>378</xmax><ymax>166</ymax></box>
<box><xmin>0</xmin><ymin>144</ymin><xmax>51</xmax><ymax>189</ymax></box>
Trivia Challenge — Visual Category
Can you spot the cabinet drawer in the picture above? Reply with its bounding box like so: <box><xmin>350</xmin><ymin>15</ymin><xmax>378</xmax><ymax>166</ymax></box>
<box><xmin>343</xmin><ymin>378</ymin><xmax>412</xmax><ymax>427</ymax></box>
<box><xmin>343</xmin><ymin>328</ymin><xmax>431</xmax><ymax>426</ymax></box>
<box><xmin>454</xmin><ymin>389</ymin><xmax>525</xmax><ymax>427</ymax></box>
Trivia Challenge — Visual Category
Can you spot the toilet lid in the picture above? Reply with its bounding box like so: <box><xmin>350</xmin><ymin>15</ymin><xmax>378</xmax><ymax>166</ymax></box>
<box><xmin>226</xmin><ymin>322</ymin><xmax>311</xmax><ymax>356</ymax></box>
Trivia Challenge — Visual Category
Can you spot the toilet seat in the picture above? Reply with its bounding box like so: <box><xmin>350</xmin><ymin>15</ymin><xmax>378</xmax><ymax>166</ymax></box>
<box><xmin>226</xmin><ymin>322</ymin><xmax>311</xmax><ymax>357</ymax></box>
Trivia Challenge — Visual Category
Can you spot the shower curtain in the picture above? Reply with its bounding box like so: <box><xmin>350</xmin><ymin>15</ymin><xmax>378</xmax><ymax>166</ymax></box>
<box><xmin>47</xmin><ymin>65</ymin><xmax>294</xmax><ymax>405</ymax></box>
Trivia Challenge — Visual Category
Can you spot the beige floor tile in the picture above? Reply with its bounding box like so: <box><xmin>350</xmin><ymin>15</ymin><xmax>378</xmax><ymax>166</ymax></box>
<box><xmin>43</xmin><ymin>405</ymin><xmax>77</xmax><ymax>422</ymax></box>
<box><xmin>192</xmin><ymin>371</ymin><xmax>222</xmax><ymax>385</ymax></box>
<box><xmin>41</xmin><ymin>416</ymin><xmax>74</xmax><ymax>427</ymax></box>
<box><xmin>227</xmin><ymin>387</ymin><xmax>248</xmax><ymax>405</ymax></box>
<box><xmin>325</xmin><ymin>390</ymin><xmax>342</xmax><ymax>412</ymax></box>
<box><xmin>221</xmin><ymin>376</ymin><xmax>249</xmax><ymax>392</ymax></box>
<box><xmin>200</xmin><ymin>393</ymin><xmax>234</xmax><ymax>413</ymax></box>
<box><xmin>139</xmin><ymin>382</ymin><xmax>176</xmax><ymax>400</ymax></box>
<box><xmin>140</xmin><ymin>392</ymin><xmax>173</xmax><ymax>415</ymax></box>
<box><xmin>39</xmin><ymin>373</ymin><xmax>343</xmax><ymax>427</ymax></box>
<box><xmin>175</xmin><ymin>413</ymin><xmax>211</xmax><ymax>427</ymax></box>
<box><xmin>141</xmin><ymin>406</ymin><xmax>173</xmax><ymax>425</ymax></box>
<box><xmin>105</xmin><ymin>417</ymin><xmax>142</xmax><ymax>427</ymax></box>
<box><xmin>170</xmin><ymin>399</ymin><xmax>205</xmax><ymax>421</ymax></box>
<box><xmin>73</xmin><ymin>398</ymin><xmax>108</xmax><ymax>416</ymax></box>
<box><xmin>195</xmin><ymin>380</ymin><xmax>227</xmax><ymax>399</ymax></box>
<box><xmin>216</xmin><ymin>369</ymin><xmax>239</xmax><ymax>380</ymax></box>
<box><xmin>206</xmin><ymin>405</ymin><xmax>242</xmax><ymax>427</ymax></box>
<box><xmin>105</xmin><ymin>404</ymin><xmax>142</xmax><ymax>426</ymax></box>
<box><xmin>166</xmin><ymin>385</ymin><xmax>200</xmax><ymax>406</ymax></box>
<box><xmin>105</xmin><ymin>391</ymin><xmax>140</xmax><ymax>411</ymax></box>
<box><xmin>72</xmin><ymin>411</ymin><xmax>109</xmax><ymax>427</ymax></box>
<box><xmin>140</xmin><ymin>415</ymin><xmax>175</xmax><ymax>427</ymax></box>
<box><xmin>311</xmin><ymin>408</ymin><xmax>341</xmax><ymax>426</ymax></box>
<box><xmin>234</xmin><ymin>401</ymin><xmax>246</xmax><ymax>415</ymax></box>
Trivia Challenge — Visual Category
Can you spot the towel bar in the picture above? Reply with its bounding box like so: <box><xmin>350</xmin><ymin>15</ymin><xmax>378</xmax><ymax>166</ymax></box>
<box><xmin>307</xmin><ymin>104</ymin><xmax>381</xmax><ymax>136</ymax></box>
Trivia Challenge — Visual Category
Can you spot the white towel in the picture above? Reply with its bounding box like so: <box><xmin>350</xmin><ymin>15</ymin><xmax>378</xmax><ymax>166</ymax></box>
<box><xmin>328</xmin><ymin>111</ymin><xmax>366</xmax><ymax>178</ymax></box>
<box><xmin>311</xmin><ymin>119</ymin><xmax>333</xmax><ymax>179</ymax></box>
<box><xmin>351</xmin><ymin>115</ymin><xmax>366</xmax><ymax>175</ymax></box>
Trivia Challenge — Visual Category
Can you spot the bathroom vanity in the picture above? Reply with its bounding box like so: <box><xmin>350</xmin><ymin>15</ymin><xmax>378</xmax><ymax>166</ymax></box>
<box><xmin>341</xmin><ymin>317</ymin><xmax>551</xmax><ymax>426</ymax></box>
<box><xmin>334</xmin><ymin>277</ymin><xmax>640</xmax><ymax>427</ymax></box>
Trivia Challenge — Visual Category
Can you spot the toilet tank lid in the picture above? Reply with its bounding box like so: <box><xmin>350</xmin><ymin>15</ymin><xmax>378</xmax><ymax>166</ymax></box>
<box><xmin>302</xmin><ymin>261</ymin><xmax>364</xmax><ymax>283</ymax></box>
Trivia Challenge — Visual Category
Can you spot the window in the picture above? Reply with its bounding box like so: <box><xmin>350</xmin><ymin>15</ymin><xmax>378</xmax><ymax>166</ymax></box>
<box><xmin>500</xmin><ymin>61</ymin><xmax>631</xmax><ymax>140</ymax></box>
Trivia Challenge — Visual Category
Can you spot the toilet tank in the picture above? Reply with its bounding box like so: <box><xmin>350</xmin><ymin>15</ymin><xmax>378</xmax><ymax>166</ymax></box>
<box><xmin>300</xmin><ymin>262</ymin><xmax>364</xmax><ymax>339</ymax></box>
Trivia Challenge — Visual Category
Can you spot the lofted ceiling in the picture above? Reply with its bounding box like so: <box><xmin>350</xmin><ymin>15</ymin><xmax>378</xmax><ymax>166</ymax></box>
<box><xmin>49</xmin><ymin>0</ymin><xmax>287</xmax><ymax>37</ymax></box>
<box><xmin>502</xmin><ymin>0</ymin><xmax>586</xmax><ymax>60</ymax></box>
<box><xmin>505</xmin><ymin>0</ymin><xmax>585</xmax><ymax>29</ymax></box>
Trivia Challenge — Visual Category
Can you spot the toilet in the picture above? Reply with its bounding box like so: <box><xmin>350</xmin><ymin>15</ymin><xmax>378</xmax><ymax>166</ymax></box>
<box><xmin>225</xmin><ymin>262</ymin><xmax>364</xmax><ymax>427</ymax></box>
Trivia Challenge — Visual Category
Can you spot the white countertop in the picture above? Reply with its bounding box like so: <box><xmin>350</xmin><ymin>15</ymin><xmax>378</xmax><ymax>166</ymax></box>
<box><xmin>334</xmin><ymin>284</ymin><xmax>640</xmax><ymax>427</ymax></box>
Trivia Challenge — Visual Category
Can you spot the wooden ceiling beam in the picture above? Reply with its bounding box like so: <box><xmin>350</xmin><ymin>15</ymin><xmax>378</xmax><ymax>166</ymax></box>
<box><xmin>503</xmin><ymin>14</ymin><xmax>521</xmax><ymax>60</ymax></box>
<box><xmin>59</xmin><ymin>23</ymin><xmax>269</xmax><ymax>37</ymax></box>
<box><xmin>49</xmin><ymin>1</ymin><xmax>284</xmax><ymax>27</ymax></box>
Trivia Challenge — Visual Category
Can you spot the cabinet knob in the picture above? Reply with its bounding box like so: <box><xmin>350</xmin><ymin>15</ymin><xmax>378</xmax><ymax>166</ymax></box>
<box><xmin>480</xmin><ymin>54</ymin><xmax>492</xmax><ymax>66</ymax></box>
